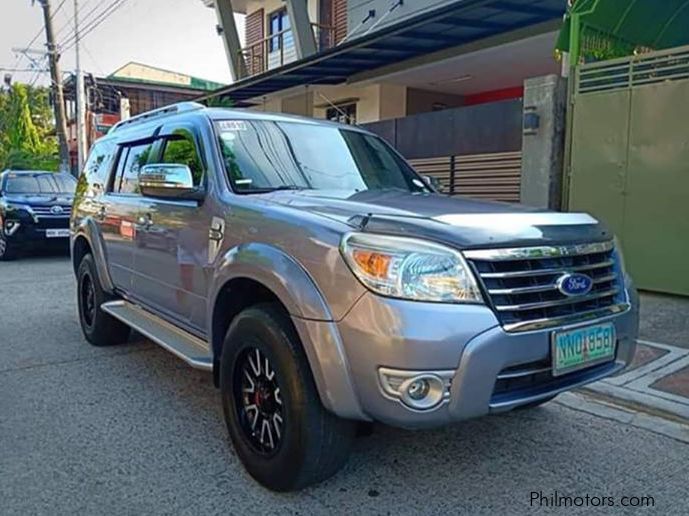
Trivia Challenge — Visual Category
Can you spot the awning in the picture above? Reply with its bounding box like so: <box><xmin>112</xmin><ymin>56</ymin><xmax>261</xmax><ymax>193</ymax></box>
<box><xmin>556</xmin><ymin>0</ymin><xmax>689</xmax><ymax>64</ymax></box>
<box><xmin>198</xmin><ymin>0</ymin><xmax>565</xmax><ymax>104</ymax></box>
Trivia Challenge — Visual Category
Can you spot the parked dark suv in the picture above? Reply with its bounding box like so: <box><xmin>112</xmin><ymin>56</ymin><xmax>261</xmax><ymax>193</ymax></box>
<box><xmin>0</xmin><ymin>170</ymin><xmax>76</xmax><ymax>260</ymax></box>
<box><xmin>71</xmin><ymin>103</ymin><xmax>639</xmax><ymax>491</ymax></box>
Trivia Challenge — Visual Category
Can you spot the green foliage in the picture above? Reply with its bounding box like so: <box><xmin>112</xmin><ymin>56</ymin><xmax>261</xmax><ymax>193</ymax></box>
<box><xmin>205</xmin><ymin>96</ymin><xmax>234</xmax><ymax>108</ymax></box>
<box><xmin>0</xmin><ymin>83</ymin><xmax>59</xmax><ymax>171</ymax></box>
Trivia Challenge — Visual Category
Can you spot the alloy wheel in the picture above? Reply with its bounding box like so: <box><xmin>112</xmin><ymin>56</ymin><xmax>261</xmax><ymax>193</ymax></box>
<box><xmin>80</xmin><ymin>273</ymin><xmax>96</xmax><ymax>328</ymax></box>
<box><xmin>234</xmin><ymin>347</ymin><xmax>284</xmax><ymax>456</ymax></box>
<box><xmin>0</xmin><ymin>235</ymin><xmax>6</xmax><ymax>257</ymax></box>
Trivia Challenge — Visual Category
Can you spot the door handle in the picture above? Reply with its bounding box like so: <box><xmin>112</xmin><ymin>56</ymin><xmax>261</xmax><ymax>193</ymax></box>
<box><xmin>137</xmin><ymin>213</ymin><xmax>153</xmax><ymax>228</ymax></box>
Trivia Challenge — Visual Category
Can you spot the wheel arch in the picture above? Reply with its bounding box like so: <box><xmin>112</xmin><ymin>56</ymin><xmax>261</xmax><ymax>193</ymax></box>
<box><xmin>71</xmin><ymin>218</ymin><xmax>115</xmax><ymax>293</ymax></box>
<box><xmin>209</xmin><ymin>243</ymin><xmax>366</xmax><ymax>420</ymax></box>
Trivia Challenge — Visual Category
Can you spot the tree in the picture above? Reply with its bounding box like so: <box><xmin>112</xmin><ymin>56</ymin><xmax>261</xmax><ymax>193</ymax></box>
<box><xmin>0</xmin><ymin>83</ymin><xmax>59</xmax><ymax>171</ymax></box>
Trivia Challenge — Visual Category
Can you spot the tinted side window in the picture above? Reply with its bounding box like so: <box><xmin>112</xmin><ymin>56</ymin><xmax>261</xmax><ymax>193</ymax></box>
<box><xmin>114</xmin><ymin>142</ymin><xmax>154</xmax><ymax>194</ymax></box>
<box><xmin>159</xmin><ymin>129</ymin><xmax>204</xmax><ymax>186</ymax></box>
<box><xmin>83</xmin><ymin>141</ymin><xmax>116</xmax><ymax>194</ymax></box>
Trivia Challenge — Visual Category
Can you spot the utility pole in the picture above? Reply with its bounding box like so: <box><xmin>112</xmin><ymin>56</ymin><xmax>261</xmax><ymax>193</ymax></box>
<box><xmin>73</xmin><ymin>0</ymin><xmax>86</xmax><ymax>171</ymax></box>
<box><xmin>38</xmin><ymin>0</ymin><xmax>71</xmax><ymax>173</ymax></box>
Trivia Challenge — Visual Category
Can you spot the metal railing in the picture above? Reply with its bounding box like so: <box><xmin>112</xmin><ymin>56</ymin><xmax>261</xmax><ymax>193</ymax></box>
<box><xmin>239</xmin><ymin>23</ymin><xmax>336</xmax><ymax>77</ymax></box>
<box><xmin>576</xmin><ymin>43</ymin><xmax>689</xmax><ymax>95</ymax></box>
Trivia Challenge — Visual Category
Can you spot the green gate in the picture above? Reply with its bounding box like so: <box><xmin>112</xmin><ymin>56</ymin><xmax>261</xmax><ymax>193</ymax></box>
<box><xmin>567</xmin><ymin>45</ymin><xmax>689</xmax><ymax>296</ymax></box>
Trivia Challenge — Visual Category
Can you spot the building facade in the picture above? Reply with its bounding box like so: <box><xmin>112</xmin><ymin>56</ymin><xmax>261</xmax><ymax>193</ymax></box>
<box><xmin>204</xmin><ymin>0</ymin><xmax>567</xmax><ymax>203</ymax></box>
<box><xmin>63</xmin><ymin>62</ymin><xmax>224</xmax><ymax>170</ymax></box>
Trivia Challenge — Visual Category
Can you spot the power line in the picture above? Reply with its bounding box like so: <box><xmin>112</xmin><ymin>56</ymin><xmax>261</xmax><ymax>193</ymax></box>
<box><xmin>59</xmin><ymin>0</ymin><xmax>130</xmax><ymax>52</ymax></box>
<box><xmin>55</xmin><ymin>0</ymin><xmax>96</xmax><ymax>42</ymax></box>
<box><xmin>14</xmin><ymin>0</ymin><xmax>70</xmax><ymax>69</ymax></box>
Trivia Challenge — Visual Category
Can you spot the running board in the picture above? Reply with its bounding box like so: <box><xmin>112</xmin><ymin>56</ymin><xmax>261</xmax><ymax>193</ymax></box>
<box><xmin>101</xmin><ymin>300</ymin><xmax>212</xmax><ymax>371</ymax></box>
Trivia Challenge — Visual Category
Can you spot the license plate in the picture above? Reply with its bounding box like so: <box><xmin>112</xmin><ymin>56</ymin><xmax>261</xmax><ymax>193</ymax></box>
<box><xmin>552</xmin><ymin>322</ymin><xmax>616</xmax><ymax>377</ymax></box>
<box><xmin>46</xmin><ymin>229</ymin><xmax>70</xmax><ymax>238</ymax></box>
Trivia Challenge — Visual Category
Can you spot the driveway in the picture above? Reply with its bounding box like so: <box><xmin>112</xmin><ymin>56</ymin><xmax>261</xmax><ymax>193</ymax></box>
<box><xmin>1</xmin><ymin>256</ymin><xmax>689</xmax><ymax>515</ymax></box>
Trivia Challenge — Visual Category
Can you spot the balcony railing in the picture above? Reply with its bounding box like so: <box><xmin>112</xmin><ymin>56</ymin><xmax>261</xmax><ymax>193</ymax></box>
<box><xmin>239</xmin><ymin>23</ymin><xmax>336</xmax><ymax>77</ymax></box>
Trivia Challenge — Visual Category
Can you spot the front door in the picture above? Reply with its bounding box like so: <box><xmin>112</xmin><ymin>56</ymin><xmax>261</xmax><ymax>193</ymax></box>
<box><xmin>131</xmin><ymin>125</ymin><xmax>211</xmax><ymax>330</ymax></box>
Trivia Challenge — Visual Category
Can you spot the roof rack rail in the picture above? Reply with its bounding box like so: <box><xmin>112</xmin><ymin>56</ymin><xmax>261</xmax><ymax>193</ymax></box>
<box><xmin>109</xmin><ymin>101</ymin><xmax>205</xmax><ymax>133</ymax></box>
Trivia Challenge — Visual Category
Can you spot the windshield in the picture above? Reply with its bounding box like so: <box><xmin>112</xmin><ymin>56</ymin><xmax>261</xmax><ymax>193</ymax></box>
<box><xmin>4</xmin><ymin>173</ymin><xmax>77</xmax><ymax>194</ymax></box>
<box><xmin>215</xmin><ymin>120</ymin><xmax>428</xmax><ymax>193</ymax></box>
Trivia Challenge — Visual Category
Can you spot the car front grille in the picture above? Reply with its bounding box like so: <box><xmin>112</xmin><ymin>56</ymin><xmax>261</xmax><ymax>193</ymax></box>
<box><xmin>464</xmin><ymin>241</ymin><xmax>629</xmax><ymax>332</ymax></box>
<box><xmin>491</xmin><ymin>359</ymin><xmax>617</xmax><ymax>407</ymax></box>
<box><xmin>30</xmin><ymin>205</ymin><xmax>71</xmax><ymax>217</ymax></box>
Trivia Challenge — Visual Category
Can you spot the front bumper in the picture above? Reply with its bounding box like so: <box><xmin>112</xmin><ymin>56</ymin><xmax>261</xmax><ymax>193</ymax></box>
<box><xmin>334</xmin><ymin>286</ymin><xmax>639</xmax><ymax>429</ymax></box>
<box><xmin>2</xmin><ymin>215</ymin><xmax>70</xmax><ymax>247</ymax></box>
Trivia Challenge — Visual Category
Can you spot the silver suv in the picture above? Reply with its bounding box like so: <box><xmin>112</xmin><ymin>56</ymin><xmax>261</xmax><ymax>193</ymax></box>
<box><xmin>71</xmin><ymin>103</ymin><xmax>639</xmax><ymax>491</ymax></box>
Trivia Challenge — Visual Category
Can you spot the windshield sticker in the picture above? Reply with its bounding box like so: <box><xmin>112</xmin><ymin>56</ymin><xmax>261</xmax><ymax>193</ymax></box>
<box><xmin>218</xmin><ymin>120</ymin><xmax>247</xmax><ymax>132</ymax></box>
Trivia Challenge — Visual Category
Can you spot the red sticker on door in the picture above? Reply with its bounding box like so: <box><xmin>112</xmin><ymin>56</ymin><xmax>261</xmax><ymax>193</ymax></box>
<box><xmin>120</xmin><ymin>220</ymin><xmax>135</xmax><ymax>240</ymax></box>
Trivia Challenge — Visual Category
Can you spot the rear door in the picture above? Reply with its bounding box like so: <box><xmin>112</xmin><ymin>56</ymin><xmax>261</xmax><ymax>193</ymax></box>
<box><xmin>100</xmin><ymin>139</ymin><xmax>156</xmax><ymax>292</ymax></box>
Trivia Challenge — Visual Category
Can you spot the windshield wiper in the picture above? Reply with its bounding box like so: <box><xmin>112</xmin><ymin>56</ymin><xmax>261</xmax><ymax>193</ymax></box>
<box><xmin>240</xmin><ymin>185</ymin><xmax>310</xmax><ymax>194</ymax></box>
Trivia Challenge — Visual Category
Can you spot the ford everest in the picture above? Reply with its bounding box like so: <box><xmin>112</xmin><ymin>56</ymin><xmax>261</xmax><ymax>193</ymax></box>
<box><xmin>71</xmin><ymin>103</ymin><xmax>638</xmax><ymax>491</ymax></box>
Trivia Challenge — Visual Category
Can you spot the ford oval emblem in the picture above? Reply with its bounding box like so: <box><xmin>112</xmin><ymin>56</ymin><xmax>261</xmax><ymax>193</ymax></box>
<box><xmin>557</xmin><ymin>273</ymin><xmax>593</xmax><ymax>297</ymax></box>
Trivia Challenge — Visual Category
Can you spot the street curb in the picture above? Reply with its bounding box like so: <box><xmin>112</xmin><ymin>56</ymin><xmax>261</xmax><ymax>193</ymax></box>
<box><xmin>556</xmin><ymin>392</ymin><xmax>689</xmax><ymax>445</ymax></box>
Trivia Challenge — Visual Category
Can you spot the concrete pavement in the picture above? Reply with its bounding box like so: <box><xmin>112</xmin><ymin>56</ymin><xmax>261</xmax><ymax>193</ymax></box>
<box><xmin>2</xmin><ymin>256</ymin><xmax>689</xmax><ymax>515</ymax></box>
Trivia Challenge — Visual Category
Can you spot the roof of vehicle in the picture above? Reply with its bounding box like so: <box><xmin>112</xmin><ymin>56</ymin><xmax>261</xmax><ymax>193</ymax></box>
<box><xmin>1</xmin><ymin>170</ymin><xmax>70</xmax><ymax>177</ymax></box>
<box><xmin>105</xmin><ymin>102</ymin><xmax>366</xmax><ymax>141</ymax></box>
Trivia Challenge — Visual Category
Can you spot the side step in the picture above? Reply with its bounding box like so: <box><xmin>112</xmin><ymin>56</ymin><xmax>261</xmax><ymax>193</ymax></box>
<box><xmin>102</xmin><ymin>300</ymin><xmax>212</xmax><ymax>371</ymax></box>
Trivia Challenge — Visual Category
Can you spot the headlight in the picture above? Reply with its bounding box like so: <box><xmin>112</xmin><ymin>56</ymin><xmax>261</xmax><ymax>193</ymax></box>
<box><xmin>340</xmin><ymin>233</ymin><xmax>482</xmax><ymax>303</ymax></box>
<box><xmin>4</xmin><ymin>203</ymin><xmax>30</xmax><ymax>213</ymax></box>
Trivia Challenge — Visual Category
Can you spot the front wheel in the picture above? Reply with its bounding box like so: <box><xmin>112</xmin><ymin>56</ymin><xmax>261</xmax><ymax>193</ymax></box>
<box><xmin>220</xmin><ymin>303</ymin><xmax>356</xmax><ymax>491</ymax></box>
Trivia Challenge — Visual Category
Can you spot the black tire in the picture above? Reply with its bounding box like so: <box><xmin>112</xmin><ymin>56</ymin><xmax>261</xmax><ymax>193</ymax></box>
<box><xmin>0</xmin><ymin>232</ymin><xmax>16</xmax><ymax>261</ymax></box>
<box><xmin>516</xmin><ymin>395</ymin><xmax>557</xmax><ymax>411</ymax></box>
<box><xmin>77</xmin><ymin>254</ymin><xmax>130</xmax><ymax>346</ymax></box>
<box><xmin>220</xmin><ymin>303</ymin><xmax>356</xmax><ymax>491</ymax></box>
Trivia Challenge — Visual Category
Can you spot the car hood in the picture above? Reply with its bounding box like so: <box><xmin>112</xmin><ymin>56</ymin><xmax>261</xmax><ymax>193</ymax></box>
<box><xmin>264</xmin><ymin>189</ymin><xmax>613</xmax><ymax>249</ymax></box>
<box><xmin>2</xmin><ymin>193</ymin><xmax>74</xmax><ymax>207</ymax></box>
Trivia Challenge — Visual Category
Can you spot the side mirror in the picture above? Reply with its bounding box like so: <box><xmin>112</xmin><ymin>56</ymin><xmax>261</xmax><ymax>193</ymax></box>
<box><xmin>423</xmin><ymin>174</ymin><xmax>443</xmax><ymax>192</ymax></box>
<box><xmin>139</xmin><ymin>164</ymin><xmax>202</xmax><ymax>200</ymax></box>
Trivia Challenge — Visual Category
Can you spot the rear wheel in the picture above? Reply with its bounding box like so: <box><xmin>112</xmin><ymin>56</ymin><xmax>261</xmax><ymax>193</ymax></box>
<box><xmin>220</xmin><ymin>303</ymin><xmax>356</xmax><ymax>491</ymax></box>
<box><xmin>77</xmin><ymin>254</ymin><xmax>130</xmax><ymax>346</ymax></box>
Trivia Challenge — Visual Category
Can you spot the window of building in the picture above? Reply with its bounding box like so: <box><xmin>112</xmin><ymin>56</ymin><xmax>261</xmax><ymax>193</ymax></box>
<box><xmin>158</xmin><ymin>129</ymin><xmax>204</xmax><ymax>187</ymax></box>
<box><xmin>326</xmin><ymin>103</ymin><xmax>357</xmax><ymax>125</ymax></box>
<box><xmin>269</xmin><ymin>9</ymin><xmax>292</xmax><ymax>52</ymax></box>
<box><xmin>113</xmin><ymin>142</ymin><xmax>154</xmax><ymax>194</ymax></box>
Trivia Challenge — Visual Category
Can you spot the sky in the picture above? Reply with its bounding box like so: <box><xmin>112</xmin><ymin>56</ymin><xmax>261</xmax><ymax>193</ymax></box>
<box><xmin>1</xmin><ymin>0</ymin><xmax>245</xmax><ymax>87</ymax></box>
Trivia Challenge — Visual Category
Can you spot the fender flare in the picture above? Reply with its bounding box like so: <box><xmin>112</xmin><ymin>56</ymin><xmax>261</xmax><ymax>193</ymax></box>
<box><xmin>209</xmin><ymin>242</ymin><xmax>333</xmax><ymax>323</ymax></box>
<box><xmin>71</xmin><ymin>218</ymin><xmax>115</xmax><ymax>294</ymax></box>
<box><xmin>209</xmin><ymin>242</ymin><xmax>367</xmax><ymax>420</ymax></box>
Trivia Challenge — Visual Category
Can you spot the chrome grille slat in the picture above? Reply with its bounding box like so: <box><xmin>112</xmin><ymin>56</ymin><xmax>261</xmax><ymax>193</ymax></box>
<box><xmin>488</xmin><ymin>273</ymin><xmax>618</xmax><ymax>296</ymax></box>
<box><xmin>30</xmin><ymin>205</ymin><xmax>71</xmax><ymax>217</ymax></box>
<box><xmin>496</xmin><ymin>366</ymin><xmax>551</xmax><ymax>380</ymax></box>
<box><xmin>464</xmin><ymin>241</ymin><xmax>614</xmax><ymax>261</ymax></box>
<box><xmin>480</xmin><ymin>260</ymin><xmax>614</xmax><ymax>279</ymax></box>
<box><xmin>494</xmin><ymin>288</ymin><xmax>620</xmax><ymax>312</ymax></box>
<box><xmin>464</xmin><ymin>241</ymin><xmax>626</xmax><ymax>332</ymax></box>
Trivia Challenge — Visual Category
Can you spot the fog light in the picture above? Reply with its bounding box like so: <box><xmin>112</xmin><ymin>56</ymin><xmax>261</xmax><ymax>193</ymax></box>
<box><xmin>379</xmin><ymin>368</ymin><xmax>453</xmax><ymax>411</ymax></box>
<box><xmin>4</xmin><ymin>220</ymin><xmax>20</xmax><ymax>236</ymax></box>
<box><xmin>399</xmin><ymin>374</ymin><xmax>445</xmax><ymax>410</ymax></box>
<box><xmin>407</xmin><ymin>379</ymin><xmax>430</xmax><ymax>400</ymax></box>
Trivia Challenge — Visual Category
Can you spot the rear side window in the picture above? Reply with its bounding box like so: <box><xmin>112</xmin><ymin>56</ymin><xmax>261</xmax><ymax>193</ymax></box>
<box><xmin>83</xmin><ymin>140</ymin><xmax>116</xmax><ymax>193</ymax></box>
<box><xmin>113</xmin><ymin>142</ymin><xmax>154</xmax><ymax>194</ymax></box>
